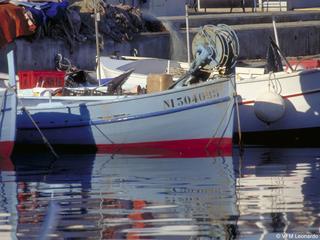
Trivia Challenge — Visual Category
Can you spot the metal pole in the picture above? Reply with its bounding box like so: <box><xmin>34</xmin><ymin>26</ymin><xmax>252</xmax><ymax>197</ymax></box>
<box><xmin>279</xmin><ymin>0</ymin><xmax>282</xmax><ymax>11</ymax></box>
<box><xmin>259</xmin><ymin>0</ymin><xmax>263</xmax><ymax>11</ymax></box>
<box><xmin>272</xmin><ymin>17</ymin><xmax>280</xmax><ymax>47</ymax></box>
<box><xmin>94</xmin><ymin>0</ymin><xmax>102</xmax><ymax>86</ymax></box>
<box><xmin>272</xmin><ymin>18</ymin><xmax>294</xmax><ymax>71</ymax></box>
<box><xmin>7</xmin><ymin>50</ymin><xmax>16</xmax><ymax>88</ymax></box>
<box><xmin>185</xmin><ymin>4</ymin><xmax>191</xmax><ymax>67</ymax></box>
<box><xmin>167</xmin><ymin>60</ymin><xmax>171</xmax><ymax>74</ymax></box>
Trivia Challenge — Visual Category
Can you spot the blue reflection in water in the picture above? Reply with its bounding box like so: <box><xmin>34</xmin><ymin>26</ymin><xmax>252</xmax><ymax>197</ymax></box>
<box><xmin>0</xmin><ymin>148</ymin><xmax>319</xmax><ymax>239</ymax></box>
<box><xmin>0</xmin><ymin>152</ymin><xmax>237</xmax><ymax>240</ymax></box>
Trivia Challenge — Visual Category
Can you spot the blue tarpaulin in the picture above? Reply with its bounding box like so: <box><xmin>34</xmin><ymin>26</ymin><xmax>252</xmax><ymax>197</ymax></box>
<box><xmin>23</xmin><ymin>0</ymin><xmax>69</xmax><ymax>25</ymax></box>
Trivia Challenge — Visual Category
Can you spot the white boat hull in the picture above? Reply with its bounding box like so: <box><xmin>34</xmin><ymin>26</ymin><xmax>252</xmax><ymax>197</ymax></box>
<box><xmin>99</xmin><ymin>57</ymin><xmax>320</xmax><ymax>145</ymax></box>
<box><xmin>16</xmin><ymin>79</ymin><xmax>235</xmax><ymax>154</ymax></box>
<box><xmin>0</xmin><ymin>50</ymin><xmax>17</xmax><ymax>159</ymax></box>
<box><xmin>0</xmin><ymin>88</ymin><xmax>16</xmax><ymax>159</ymax></box>
<box><xmin>235</xmin><ymin>69</ymin><xmax>320</xmax><ymax>145</ymax></box>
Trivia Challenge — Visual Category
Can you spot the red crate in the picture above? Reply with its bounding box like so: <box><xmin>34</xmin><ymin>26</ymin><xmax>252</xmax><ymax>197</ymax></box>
<box><xmin>18</xmin><ymin>71</ymin><xmax>65</xmax><ymax>89</ymax></box>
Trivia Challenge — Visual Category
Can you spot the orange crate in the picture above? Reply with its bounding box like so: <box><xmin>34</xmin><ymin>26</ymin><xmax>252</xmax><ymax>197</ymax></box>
<box><xmin>18</xmin><ymin>71</ymin><xmax>65</xmax><ymax>89</ymax></box>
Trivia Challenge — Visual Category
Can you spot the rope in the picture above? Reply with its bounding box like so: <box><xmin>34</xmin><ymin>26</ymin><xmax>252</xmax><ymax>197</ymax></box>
<box><xmin>14</xmin><ymin>87</ymin><xmax>59</xmax><ymax>159</ymax></box>
<box><xmin>205</xmin><ymin>75</ymin><xmax>243</xmax><ymax>152</ymax></box>
<box><xmin>20</xmin><ymin>105</ymin><xmax>59</xmax><ymax>159</ymax></box>
<box><xmin>198</xmin><ymin>24</ymin><xmax>240</xmax><ymax>71</ymax></box>
<box><xmin>231</xmin><ymin>75</ymin><xmax>243</xmax><ymax>150</ymax></box>
<box><xmin>3</xmin><ymin>82</ymin><xmax>59</xmax><ymax>158</ymax></box>
<box><xmin>268</xmin><ymin>71</ymin><xmax>282</xmax><ymax>94</ymax></box>
<box><xmin>0</xmin><ymin>88</ymin><xmax>8</xmax><ymax>138</ymax></box>
<box><xmin>205</xmin><ymin>94</ymin><xmax>234</xmax><ymax>150</ymax></box>
<box><xmin>234</xmin><ymin>92</ymin><xmax>243</xmax><ymax>150</ymax></box>
<box><xmin>0</xmin><ymin>89</ymin><xmax>7</xmax><ymax>114</ymax></box>
<box><xmin>55</xmin><ymin>53</ymin><xmax>72</xmax><ymax>72</ymax></box>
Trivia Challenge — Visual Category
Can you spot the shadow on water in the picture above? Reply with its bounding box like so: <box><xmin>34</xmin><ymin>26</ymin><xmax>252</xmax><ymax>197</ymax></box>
<box><xmin>0</xmin><ymin>148</ymin><xmax>320</xmax><ymax>239</ymax></box>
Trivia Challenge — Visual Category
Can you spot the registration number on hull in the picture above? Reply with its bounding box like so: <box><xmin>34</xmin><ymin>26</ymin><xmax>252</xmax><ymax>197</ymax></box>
<box><xmin>163</xmin><ymin>88</ymin><xmax>220</xmax><ymax>109</ymax></box>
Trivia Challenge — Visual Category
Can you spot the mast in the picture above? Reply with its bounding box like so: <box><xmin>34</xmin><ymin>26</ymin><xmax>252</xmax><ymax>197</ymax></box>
<box><xmin>185</xmin><ymin>4</ymin><xmax>191</xmax><ymax>67</ymax></box>
<box><xmin>7</xmin><ymin>49</ymin><xmax>17</xmax><ymax>88</ymax></box>
<box><xmin>272</xmin><ymin>17</ymin><xmax>280</xmax><ymax>47</ymax></box>
<box><xmin>94</xmin><ymin>0</ymin><xmax>102</xmax><ymax>86</ymax></box>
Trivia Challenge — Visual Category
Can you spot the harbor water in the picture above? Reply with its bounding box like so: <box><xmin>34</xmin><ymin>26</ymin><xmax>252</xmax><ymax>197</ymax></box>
<box><xmin>0</xmin><ymin>147</ymin><xmax>319</xmax><ymax>239</ymax></box>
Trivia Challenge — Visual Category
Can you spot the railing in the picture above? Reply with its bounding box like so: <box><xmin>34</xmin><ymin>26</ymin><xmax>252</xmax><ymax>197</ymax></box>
<box><xmin>196</xmin><ymin>0</ymin><xmax>320</xmax><ymax>12</ymax></box>
<box><xmin>261</xmin><ymin>0</ymin><xmax>286</xmax><ymax>12</ymax></box>
<box><xmin>197</xmin><ymin>0</ymin><xmax>257</xmax><ymax>12</ymax></box>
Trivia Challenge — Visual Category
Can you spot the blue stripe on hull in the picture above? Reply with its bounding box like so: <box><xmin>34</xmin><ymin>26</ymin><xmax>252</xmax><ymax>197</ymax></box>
<box><xmin>18</xmin><ymin>96</ymin><xmax>231</xmax><ymax>130</ymax></box>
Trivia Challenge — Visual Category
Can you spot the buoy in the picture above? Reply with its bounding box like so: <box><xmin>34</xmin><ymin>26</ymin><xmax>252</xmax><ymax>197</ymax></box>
<box><xmin>254</xmin><ymin>91</ymin><xmax>285</xmax><ymax>124</ymax></box>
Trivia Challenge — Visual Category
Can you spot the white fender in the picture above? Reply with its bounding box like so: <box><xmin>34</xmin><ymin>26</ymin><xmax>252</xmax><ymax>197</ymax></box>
<box><xmin>254</xmin><ymin>91</ymin><xmax>285</xmax><ymax>124</ymax></box>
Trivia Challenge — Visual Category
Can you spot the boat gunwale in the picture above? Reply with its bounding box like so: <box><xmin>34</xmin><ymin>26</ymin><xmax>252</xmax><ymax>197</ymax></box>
<box><xmin>236</xmin><ymin>68</ymin><xmax>320</xmax><ymax>84</ymax></box>
<box><xmin>18</xmin><ymin>95</ymin><xmax>232</xmax><ymax>130</ymax></box>
<box><xmin>241</xmin><ymin>87</ymin><xmax>320</xmax><ymax>105</ymax></box>
<box><xmin>21</xmin><ymin>77</ymin><xmax>232</xmax><ymax>111</ymax></box>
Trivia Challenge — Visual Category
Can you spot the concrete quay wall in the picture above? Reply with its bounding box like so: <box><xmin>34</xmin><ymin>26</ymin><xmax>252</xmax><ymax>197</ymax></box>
<box><xmin>235</xmin><ymin>21</ymin><xmax>320</xmax><ymax>59</ymax></box>
<box><xmin>1</xmin><ymin>21</ymin><xmax>320</xmax><ymax>71</ymax></box>
<box><xmin>162</xmin><ymin>11</ymin><xmax>320</xmax><ymax>29</ymax></box>
<box><xmin>0</xmin><ymin>32</ymin><xmax>170</xmax><ymax>72</ymax></box>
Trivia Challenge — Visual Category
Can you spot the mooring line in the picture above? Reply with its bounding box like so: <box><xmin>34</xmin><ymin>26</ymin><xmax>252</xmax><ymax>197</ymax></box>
<box><xmin>14</xmin><ymin>97</ymin><xmax>59</xmax><ymax>161</ymax></box>
<box><xmin>20</xmin><ymin>104</ymin><xmax>59</xmax><ymax>159</ymax></box>
<box><xmin>234</xmin><ymin>92</ymin><xmax>243</xmax><ymax>150</ymax></box>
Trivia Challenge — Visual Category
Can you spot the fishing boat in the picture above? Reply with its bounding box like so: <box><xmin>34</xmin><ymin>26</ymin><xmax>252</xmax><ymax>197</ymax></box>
<box><xmin>235</xmin><ymin>65</ymin><xmax>320</xmax><ymax>146</ymax></box>
<box><xmin>0</xmin><ymin>50</ymin><xmax>17</xmax><ymax>159</ymax></box>
<box><xmin>15</xmin><ymin>25</ymin><xmax>239</xmax><ymax>154</ymax></box>
<box><xmin>16</xmin><ymin>76</ymin><xmax>235</xmax><ymax>154</ymax></box>
<box><xmin>97</xmin><ymin>48</ymin><xmax>320</xmax><ymax>146</ymax></box>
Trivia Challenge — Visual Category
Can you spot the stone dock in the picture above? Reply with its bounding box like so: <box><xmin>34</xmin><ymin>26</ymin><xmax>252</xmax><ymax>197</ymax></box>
<box><xmin>1</xmin><ymin>10</ymin><xmax>320</xmax><ymax>72</ymax></box>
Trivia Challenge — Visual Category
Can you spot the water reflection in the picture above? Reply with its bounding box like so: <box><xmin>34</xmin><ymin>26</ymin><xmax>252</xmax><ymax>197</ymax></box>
<box><xmin>0</xmin><ymin>148</ymin><xmax>319</xmax><ymax>239</ymax></box>
<box><xmin>2</xmin><ymin>152</ymin><xmax>236</xmax><ymax>239</ymax></box>
<box><xmin>234</xmin><ymin>148</ymin><xmax>320</xmax><ymax>239</ymax></box>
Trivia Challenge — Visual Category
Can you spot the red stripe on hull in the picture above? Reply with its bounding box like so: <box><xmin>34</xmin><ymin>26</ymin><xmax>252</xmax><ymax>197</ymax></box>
<box><xmin>96</xmin><ymin>138</ymin><xmax>233</xmax><ymax>158</ymax></box>
<box><xmin>0</xmin><ymin>141</ymin><xmax>14</xmax><ymax>171</ymax></box>
<box><xmin>0</xmin><ymin>141</ymin><xmax>14</xmax><ymax>159</ymax></box>
<box><xmin>241</xmin><ymin>89</ymin><xmax>320</xmax><ymax>105</ymax></box>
